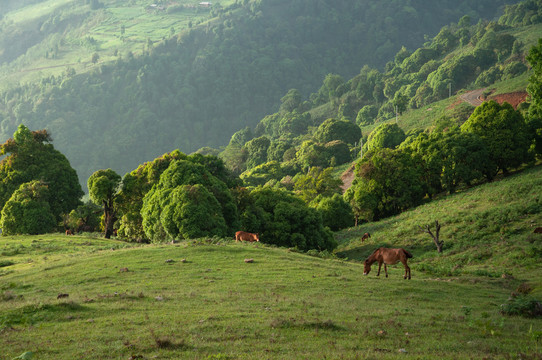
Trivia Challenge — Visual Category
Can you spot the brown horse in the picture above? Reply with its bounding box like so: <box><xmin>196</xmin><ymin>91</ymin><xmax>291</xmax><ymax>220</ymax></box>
<box><xmin>363</xmin><ymin>247</ymin><xmax>413</xmax><ymax>279</ymax></box>
<box><xmin>361</xmin><ymin>232</ymin><xmax>371</xmax><ymax>242</ymax></box>
<box><xmin>235</xmin><ymin>231</ymin><xmax>259</xmax><ymax>243</ymax></box>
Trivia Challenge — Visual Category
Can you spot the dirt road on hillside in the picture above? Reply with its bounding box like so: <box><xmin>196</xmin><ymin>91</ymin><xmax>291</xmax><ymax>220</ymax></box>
<box><xmin>460</xmin><ymin>88</ymin><xmax>485</xmax><ymax>106</ymax></box>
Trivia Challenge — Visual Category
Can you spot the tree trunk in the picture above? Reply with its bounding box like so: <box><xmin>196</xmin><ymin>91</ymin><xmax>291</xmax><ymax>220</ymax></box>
<box><xmin>419</xmin><ymin>220</ymin><xmax>443</xmax><ymax>253</ymax></box>
<box><xmin>103</xmin><ymin>200</ymin><xmax>116</xmax><ymax>239</ymax></box>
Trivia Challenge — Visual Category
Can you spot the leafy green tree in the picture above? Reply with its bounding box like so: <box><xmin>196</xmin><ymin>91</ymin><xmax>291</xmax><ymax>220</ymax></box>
<box><xmin>527</xmin><ymin>38</ymin><xmax>542</xmax><ymax>122</ymax></box>
<box><xmin>140</xmin><ymin>159</ymin><xmax>238</xmax><ymax>242</ymax></box>
<box><xmin>0</xmin><ymin>180</ymin><xmax>56</xmax><ymax>235</ymax></box>
<box><xmin>346</xmin><ymin>148</ymin><xmax>425</xmax><ymax>220</ymax></box>
<box><xmin>244</xmin><ymin>136</ymin><xmax>271</xmax><ymax>169</ymax></box>
<box><xmin>240</xmin><ymin>161</ymin><xmax>285</xmax><ymax>187</ymax></box>
<box><xmin>392</xmin><ymin>92</ymin><xmax>409</xmax><ymax>115</ymax></box>
<box><xmin>404</xmin><ymin>129</ymin><xmax>491</xmax><ymax>194</ymax></box>
<box><xmin>314</xmin><ymin>118</ymin><xmax>361</xmax><ymax>145</ymax></box>
<box><xmin>324</xmin><ymin>140</ymin><xmax>351</xmax><ymax>166</ymax></box>
<box><xmin>525</xmin><ymin>38</ymin><xmax>542</xmax><ymax>159</ymax></box>
<box><xmin>65</xmin><ymin>201</ymin><xmax>102</xmax><ymax>234</ymax></box>
<box><xmin>88</xmin><ymin>169</ymin><xmax>122</xmax><ymax>239</ymax></box>
<box><xmin>461</xmin><ymin>100</ymin><xmax>531</xmax><ymax>176</ymax></box>
<box><xmin>278</xmin><ymin>112</ymin><xmax>312</xmax><ymax>138</ymax></box>
<box><xmin>279</xmin><ymin>89</ymin><xmax>302</xmax><ymax>113</ymax></box>
<box><xmin>365</xmin><ymin>123</ymin><xmax>406</xmax><ymax>153</ymax></box>
<box><xmin>117</xmin><ymin>150</ymin><xmax>186</xmax><ymax>240</ymax></box>
<box><xmin>248</xmin><ymin>187</ymin><xmax>336</xmax><ymax>251</ymax></box>
<box><xmin>356</xmin><ymin>104</ymin><xmax>379</xmax><ymax>126</ymax></box>
<box><xmin>312</xmin><ymin>193</ymin><xmax>354</xmax><ymax>231</ymax></box>
<box><xmin>0</xmin><ymin>125</ymin><xmax>83</xmax><ymax>223</ymax></box>
<box><xmin>293</xmin><ymin>167</ymin><xmax>342</xmax><ymax>204</ymax></box>
<box><xmin>296</xmin><ymin>140</ymin><xmax>328</xmax><ymax>169</ymax></box>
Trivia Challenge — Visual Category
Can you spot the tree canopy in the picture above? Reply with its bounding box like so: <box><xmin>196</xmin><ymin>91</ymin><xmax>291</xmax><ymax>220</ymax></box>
<box><xmin>0</xmin><ymin>125</ymin><xmax>83</xmax><ymax>225</ymax></box>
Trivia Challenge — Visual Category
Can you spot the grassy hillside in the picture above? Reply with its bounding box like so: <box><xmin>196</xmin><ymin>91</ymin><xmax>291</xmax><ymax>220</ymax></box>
<box><xmin>1</xmin><ymin>166</ymin><xmax>541</xmax><ymax>359</ymax></box>
<box><xmin>0</xmin><ymin>0</ymin><xmax>234</xmax><ymax>87</ymax></box>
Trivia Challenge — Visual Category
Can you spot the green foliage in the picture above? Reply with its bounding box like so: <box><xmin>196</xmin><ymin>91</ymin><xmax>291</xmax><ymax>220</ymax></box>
<box><xmin>404</xmin><ymin>129</ymin><xmax>491</xmax><ymax>194</ymax></box>
<box><xmin>240</xmin><ymin>161</ymin><xmax>285</xmax><ymax>187</ymax></box>
<box><xmin>88</xmin><ymin>168</ymin><xmax>122</xmax><ymax>238</ymax></box>
<box><xmin>313</xmin><ymin>118</ymin><xmax>361</xmax><ymax>145</ymax></box>
<box><xmin>365</xmin><ymin>123</ymin><xmax>406</xmax><ymax>153</ymax></box>
<box><xmin>0</xmin><ymin>181</ymin><xmax>56</xmax><ymax>235</ymax></box>
<box><xmin>0</xmin><ymin>0</ymin><xmax>516</xmax><ymax>187</ymax></box>
<box><xmin>65</xmin><ymin>201</ymin><xmax>102</xmax><ymax>233</ymax></box>
<box><xmin>311</xmin><ymin>194</ymin><xmax>354</xmax><ymax>231</ymax></box>
<box><xmin>356</xmin><ymin>104</ymin><xmax>378</xmax><ymax>126</ymax></box>
<box><xmin>117</xmin><ymin>150</ymin><xmax>186</xmax><ymax>240</ymax></box>
<box><xmin>500</xmin><ymin>295</ymin><xmax>542</xmax><ymax>318</ymax></box>
<box><xmin>0</xmin><ymin>125</ymin><xmax>83</xmax><ymax>223</ymax></box>
<box><xmin>248</xmin><ymin>187</ymin><xmax>336</xmax><ymax>251</ymax></box>
<box><xmin>140</xmin><ymin>159</ymin><xmax>238</xmax><ymax>242</ymax></box>
<box><xmin>461</xmin><ymin>100</ymin><xmax>531</xmax><ymax>175</ymax></box>
<box><xmin>292</xmin><ymin>167</ymin><xmax>342</xmax><ymax>204</ymax></box>
<box><xmin>244</xmin><ymin>136</ymin><xmax>271</xmax><ymax>170</ymax></box>
<box><xmin>346</xmin><ymin>148</ymin><xmax>426</xmax><ymax>221</ymax></box>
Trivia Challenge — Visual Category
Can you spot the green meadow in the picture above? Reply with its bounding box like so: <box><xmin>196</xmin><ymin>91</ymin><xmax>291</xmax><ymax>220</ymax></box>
<box><xmin>1</xmin><ymin>166</ymin><xmax>541</xmax><ymax>359</ymax></box>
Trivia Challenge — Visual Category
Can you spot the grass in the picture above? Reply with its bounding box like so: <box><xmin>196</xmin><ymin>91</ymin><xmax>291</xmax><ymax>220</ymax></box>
<box><xmin>1</xmin><ymin>166</ymin><xmax>542</xmax><ymax>359</ymax></box>
<box><xmin>0</xmin><ymin>0</ymin><xmax>237</xmax><ymax>88</ymax></box>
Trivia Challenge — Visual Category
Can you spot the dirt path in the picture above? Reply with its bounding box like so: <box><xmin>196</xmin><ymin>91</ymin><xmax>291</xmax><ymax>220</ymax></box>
<box><xmin>459</xmin><ymin>88</ymin><xmax>486</xmax><ymax>106</ymax></box>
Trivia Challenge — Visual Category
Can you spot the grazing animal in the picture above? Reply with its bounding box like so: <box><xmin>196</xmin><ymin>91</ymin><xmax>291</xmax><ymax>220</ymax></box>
<box><xmin>65</xmin><ymin>229</ymin><xmax>73</xmax><ymax>235</ymax></box>
<box><xmin>361</xmin><ymin>232</ymin><xmax>371</xmax><ymax>242</ymax></box>
<box><xmin>534</xmin><ymin>227</ymin><xmax>542</xmax><ymax>234</ymax></box>
<box><xmin>235</xmin><ymin>231</ymin><xmax>259</xmax><ymax>243</ymax></box>
<box><xmin>363</xmin><ymin>247</ymin><xmax>413</xmax><ymax>279</ymax></box>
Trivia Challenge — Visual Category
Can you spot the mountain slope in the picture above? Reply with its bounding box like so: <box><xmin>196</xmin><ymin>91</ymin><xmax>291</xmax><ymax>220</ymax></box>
<box><xmin>0</xmin><ymin>0</ymin><xmax>516</xmax><ymax>188</ymax></box>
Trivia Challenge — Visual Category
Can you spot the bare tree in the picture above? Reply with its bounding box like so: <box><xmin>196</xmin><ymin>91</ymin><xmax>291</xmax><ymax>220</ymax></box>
<box><xmin>419</xmin><ymin>220</ymin><xmax>443</xmax><ymax>253</ymax></box>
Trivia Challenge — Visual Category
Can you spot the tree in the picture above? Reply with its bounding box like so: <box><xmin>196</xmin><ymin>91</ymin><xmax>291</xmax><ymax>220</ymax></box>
<box><xmin>247</xmin><ymin>187</ymin><xmax>336</xmax><ymax>251</ymax></box>
<box><xmin>347</xmin><ymin>148</ymin><xmax>425</xmax><ymax>220</ymax></box>
<box><xmin>419</xmin><ymin>220</ymin><xmax>443</xmax><ymax>253</ymax></box>
<box><xmin>365</xmin><ymin>123</ymin><xmax>406</xmax><ymax>153</ymax></box>
<box><xmin>461</xmin><ymin>100</ymin><xmax>531</xmax><ymax>176</ymax></box>
<box><xmin>0</xmin><ymin>125</ymin><xmax>83</xmax><ymax>223</ymax></box>
<box><xmin>293</xmin><ymin>167</ymin><xmax>342</xmax><ymax>204</ymax></box>
<box><xmin>244</xmin><ymin>136</ymin><xmax>271</xmax><ymax>169</ymax></box>
<box><xmin>0</xmin><ymin>181</ymin><xmax>57</xmax><ymax>235</ymax></box>
<box><xmin>527</xmin><ymin>38</ymin><xmax>542</xmax><ymax>156</ymax></box>
<box><xmin>356</xmin><ymin>105</ymin><xmax>379</xmax><ymax>126</ymax></box>
<box><xmin>314</xmin><ymin>118</ymin><xmax>361</xmax><ymax>145</ymax></box>
<box><xmin>312</xmin><ymin>193</ymin><xmax>354</xmax><ymax>231</ymax></box>
<box><xmin>140</xmin><ymin>159</ymin><xmax>238</xmax><ymax>242</ymax></box>
<box><xmin>88</xmin><ymin>169</ymin><xmax>122</xmax><ymax>239</ymax></box>
<box><xmin>116</xmin><ymin>151</ymin><xmax>186</xmax><ymax>240</ymax></box>
<box><xmin>279</xmin><ymin>89</ymin><xmax>302</xmax><ymax>113</ymax></box>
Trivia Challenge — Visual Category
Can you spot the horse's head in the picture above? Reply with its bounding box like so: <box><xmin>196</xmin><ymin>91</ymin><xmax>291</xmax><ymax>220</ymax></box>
<box><xmin>363</xmin><ymin>260</ymin><xmax>371</xmax><ymax>275</ymax></box>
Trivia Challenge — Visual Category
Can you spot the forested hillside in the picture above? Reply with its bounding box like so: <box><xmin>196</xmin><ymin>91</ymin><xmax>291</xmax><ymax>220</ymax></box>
<box><xmin>225</xmin><ymin>0</ymin><xmax>542</xmax><ymax>178</ymax></box>
<box><xmin>0</xmin><ymin>0</ymin><xmax>515</xmax><ymax>188</ymax></box>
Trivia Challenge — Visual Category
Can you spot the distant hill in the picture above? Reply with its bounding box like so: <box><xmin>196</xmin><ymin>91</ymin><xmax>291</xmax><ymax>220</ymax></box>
<box><xmin>0</xmin><ymin>0</ymin><xmax>516</xmax><ymax>189</ymax></box>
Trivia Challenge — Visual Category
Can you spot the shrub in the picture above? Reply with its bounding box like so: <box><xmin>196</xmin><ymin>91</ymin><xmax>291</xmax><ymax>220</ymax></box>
<box><xmin>500</xmin><ymin>295</ymin><xmax>542</xmax><ymax>318</ymax></box>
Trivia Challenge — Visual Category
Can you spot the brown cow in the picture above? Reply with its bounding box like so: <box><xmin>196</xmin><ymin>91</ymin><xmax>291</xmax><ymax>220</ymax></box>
<box><xmin>361</xmin><ymin>232</ymin><xmax>371</xmax><ymax>242</ymax></box>
<box><xmin>235</xmin><ymin>231</ymin><xmax>259</xmax><ymax>242</ymax></box>
<box><xmin>65</xmin><ymin>229</ymin><xmax>73</xmax><ymax>236</ymax></box>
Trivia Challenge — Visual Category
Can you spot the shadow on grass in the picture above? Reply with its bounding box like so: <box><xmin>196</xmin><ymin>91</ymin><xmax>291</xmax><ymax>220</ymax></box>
<box><xmin>270</xmin><ymin>317</ymin><xmax>345</xmax><ymax>331</ymax></box>
<box><xmin>0</xmin><ymin>301</ymin><xmax>87</xmax><ymax>329</ymax></box>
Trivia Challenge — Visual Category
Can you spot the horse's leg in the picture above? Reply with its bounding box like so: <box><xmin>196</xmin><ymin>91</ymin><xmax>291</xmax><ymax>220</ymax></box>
<box><xmin>377</xmin><ymin>262</ymin><xmax>382</xmax><ymax>276</ymax></box>
<box><xmin>384</xmin><ymin>264</ymin><xmax>388</xmax><ymax>278</ymax></box>
<box><xmin>401</xmin><ymin>259</ymin><xmax>411</xmax><ymax>279</ymax></box>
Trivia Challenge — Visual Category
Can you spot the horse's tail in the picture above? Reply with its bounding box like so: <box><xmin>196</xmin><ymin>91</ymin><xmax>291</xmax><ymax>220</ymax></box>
<box><xmin>403</xmin><ymin>249</ymin><xmax>413</xmax><ymax>258</ymax></box>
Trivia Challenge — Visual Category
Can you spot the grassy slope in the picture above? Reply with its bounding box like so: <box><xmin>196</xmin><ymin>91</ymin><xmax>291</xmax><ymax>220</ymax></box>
<box><xmin>0</xmin><ymin>0</ymin><xmax>236</xmax><ymax>88</ymax></box>
<box><xmin>1</xmin><ymin>166</ymin><xmax>542</xmax><ymax>359</ymax></box>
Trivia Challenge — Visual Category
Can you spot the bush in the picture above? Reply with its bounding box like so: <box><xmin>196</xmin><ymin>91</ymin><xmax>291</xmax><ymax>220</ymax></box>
<box><xmin>500</xmin><ymin>295</ymin><xmax>542</xmax><ymax>318</ymax></box>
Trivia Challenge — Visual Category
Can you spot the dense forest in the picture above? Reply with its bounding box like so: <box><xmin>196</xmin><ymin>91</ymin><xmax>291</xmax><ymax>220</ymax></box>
<box><xmin>0</xmin><ymin>0</ymin><xmax>517</xmax><ymax>188</ymax></box>
<box><xmin>0</xmin><ymin>0</ymin><xmax>540</xmax><ymax>251</ymax></box>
